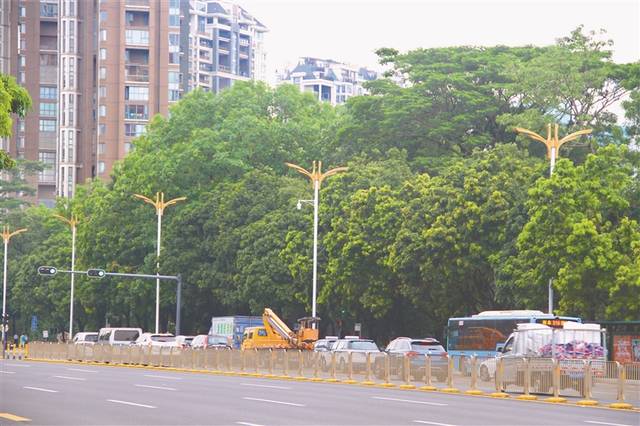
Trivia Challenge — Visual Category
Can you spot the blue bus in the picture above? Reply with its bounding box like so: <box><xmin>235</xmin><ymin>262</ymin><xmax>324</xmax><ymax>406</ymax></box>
<box><xmin>446</xmin><ymin>310</ymin><xmax>581</xmax><ymax>358</ymax></box>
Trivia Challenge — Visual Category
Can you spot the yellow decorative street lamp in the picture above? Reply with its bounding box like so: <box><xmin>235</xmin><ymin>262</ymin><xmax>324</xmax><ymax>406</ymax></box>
<box><xmin>1</xmin><ymin>226</ymin><xmax>27</xmax><ymax>352</ymax></box>
<box><xmin>515</xmin><ymin>123</ymin><xmax>592</xmax><ymax>315</ymax></box>
<box><xmin>133</xmin><ymin>192</ymin><xmax>186</xmax><ymax>333</ymax></box>
<box><xmin>285</xmin><ymin>161</ymin><xmax>348</xmax><ymax>325</ymax></box>
<box><xmin>52</xmin><ymin>212</ymin><xmax>79</xmax><ymax>339</ymax></box>
<box><xmin>515</xmin><ymin>123</ymin><xmax>592</xmax><ymax>176</ymax></box>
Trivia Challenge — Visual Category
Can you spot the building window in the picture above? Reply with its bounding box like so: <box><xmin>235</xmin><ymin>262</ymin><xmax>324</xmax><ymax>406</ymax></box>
<box><xmin>99</xmin><ymin>11</ymin><xmax>107</xmax><ymax>22</ymax></box>
<box><xmin>169</xmin><ymin>52</ymin><xmax>180</xmax><ymax>64</ymax></box>
<box><xmin>19</xmin><ymin>6</ymin><xmax>26</xmax><ymax>17</ymax></box>
<box><xmin>99</xmin><ymin>86</ymin><xmax>106</xmax><ymax>98</ymax></box>
<box><xmin>124</xmin><ymin>104</ymin><xmax>148</xmax><ymax>120</ymax></box>
<box><xmin>124</xmin><ymin>86</ymin><xmax>149</xmax><ymax>101</ymax></box>
<box><xmin>99</xmin><ymin>105</ymin><xmax>106</xmax><ymax>117</ymax></box>
<box><xmin>100</xmin><ymin>48</ymin><xmax>107</xmax><ymax>60</ymax></box>
<box><xmin>17</xmin><ymin>136</ymin><xmax>25</xmax><ymax>150</ymax></box>
<box><xmin>169</xmin><ymin>14</ymin><xmax>180</xmax><ymax>27</ymax></box>
<box><xmin>168</xmin><ymin>90</ymin><xmax>180</xmax><ymax>101</ymax></box>
<box><xmin>39</xmin><ymin>119</ymin><xmax>56</xmax><ymax>132</ymax></box>
<box><xmin>40</xmin><ymin>86</ymin><xmax>58</xmax><ymax>99</ymax></box>
<box><xmin>125</xmin><ymin>30</ymin><xmax>149</xmax><ymax>45</ymax></box>
<box><xmin>124</xmin><ymin>123</ymin><xmax>146</xmax><ymax>137</ymax></box>
<box><xmin>98</xmin><ymin>161</ymin><xmax>105</xmax><ymax>174</ymax></box>
<box><xmin>98</xmin><ymin>124</ymin><xmax>106</xmax><ymax>135</ymax></box>
<box><xmin>100</xmin><ymin>29</ymin><xmax>107</xmax><ymax>41</ymax></box>
<box><xmin>39</xmin><ymin>103</ymin><xmax>57</xmax><ymax>117</ymax></box>
<box><xmin>40</xmin><ymin>3</ymin><xmax>58</xmax><ymax>18</ymax></box>
<box><xmin>38</xmin><ymin>152</ymin><xmax>56</xmax><ymax>182</ymax></box>
<box><xmin>19</xmin><ymin>55</ymin><xmax>25</xmax><ymax>67</ymax></box>
<box><xmin>18</xmin><ymin>119</ymin><xmax>25</xmax><ymax>132</ymax></box>
<box><xmin>100</xmin><ymin>67</ymin><xmax>106</xmax><ymax>79</ymax></box>
<box><xmin>18</xmin><ymin>72</ymin><xmax>25</xmax><ymax>84</ymax></box>
<box><xmin>98</xmin><ymin>143</ymin><xmax>105</xmax><ymax>154</ymax></box>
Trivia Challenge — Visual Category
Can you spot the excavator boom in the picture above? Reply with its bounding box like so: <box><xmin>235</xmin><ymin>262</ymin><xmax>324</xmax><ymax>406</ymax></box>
<box><xmin>263</xmin><ymin>308</ymin><xmax>295</xmax><ymax>344</ymax></box>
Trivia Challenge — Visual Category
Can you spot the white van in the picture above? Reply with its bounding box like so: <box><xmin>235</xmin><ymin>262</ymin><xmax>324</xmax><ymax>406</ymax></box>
<box><xmin>97</xmin><ymin>327</ymin><xmax>142</xmax><ymax>346</ymax></box>
<box><xmin>72</xmin><ymin>332</ymin><xmax>98</xmax><ymax>345</ymax></box>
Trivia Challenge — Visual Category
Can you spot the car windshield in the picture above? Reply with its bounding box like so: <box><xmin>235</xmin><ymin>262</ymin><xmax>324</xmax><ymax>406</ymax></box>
<box><xmin>113</xmin><ymin>330</ymin><xmax>140</xmax><ymax>342</ymax></box>
<box><xmin>411</xmin><ymin>342</ymin><xmax>445</xmax><ymax>352</ymax></box>
<box><xmin>151</xmin><ymin>335</ymin><xmax>175</xmax><ymax>342</ymax></box>
<box><xmin>85</xmin><ymin>334</ymin><xmax>98</xmax><ymax>342</ymax></box>
<box><xmin>208</xmin><ymin>336</ymin><xmax>227</xmax><ymax>345</ymax></box>
<box><xmin>348</xmin><ymin>341</ymin><xmax>378</xmax><ymax>351</ymax></box>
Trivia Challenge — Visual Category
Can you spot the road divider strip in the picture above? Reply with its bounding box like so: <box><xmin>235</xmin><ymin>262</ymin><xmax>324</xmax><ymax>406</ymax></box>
<box><xmin>134</xmin><ymin>384</ymin><xmax>176</xmax><ymax>391</ymax></box>
<box><xmin>53</xmin><ymin>375</ymin><xmax>86</xmax><ymax>381</ymax></box>
<box><xmin>372</xmin><ymin>396</ymin><xmax>447</xmax><ymax>406</ymax></box>
<box><xmin>584</xmin><ymin>421</ymin><xmax>634</xmax><ymax>426</ymax></box>
<box><xmin>23</xmin><ymin>386</ymin><xmax>58</xmax><ymax>393</ymax></box>
<box><xmin>0</xmin><ymin>412</ymin><xmax>31</xmax><ymax>422</ymax></box>
<box><xmin>0</xmin><ymin>371</ymin><xmax>16</xmax><ymax>374</ymax></box>
<box><xmin>242</xmin><ymin>397</ymin><xmax>305</xmax><ymax>407</ymax></box>
<box><xmin>240</xmin><ymin>383</ymin><xmax>292</xmax><ymax>390</ymax></box>
<box><xmin>107</xmin><ymin>399</ymin><xmax>156</xmax><ymax>409</ymax></box>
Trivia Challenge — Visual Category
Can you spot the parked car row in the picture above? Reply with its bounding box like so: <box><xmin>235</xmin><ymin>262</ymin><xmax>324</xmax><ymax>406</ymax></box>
<box><xmin>72</xmin><ymin>328</ymin><xmax>231</xmax><ymax>350</ymax></box>
<box><xmin>312</xmin><ymin>336</ymin><xmax>449</xmax><ymax>382</ymax></box>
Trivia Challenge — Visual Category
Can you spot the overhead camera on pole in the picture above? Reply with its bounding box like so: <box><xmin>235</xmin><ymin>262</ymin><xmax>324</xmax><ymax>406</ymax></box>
<box><xmin>37</xmin><ymin>266</ymin><xmax>58</xmax><ymax>276</ymax></box>
<box><xmin>86</xmin><ymin>269</ymin><xmax>106</xmax><ymax>278</ymax></box>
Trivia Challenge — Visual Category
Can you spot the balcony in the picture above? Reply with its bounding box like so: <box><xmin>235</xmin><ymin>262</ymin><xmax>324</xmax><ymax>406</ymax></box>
<box><xmin>125</xmin><ymin>64</ymin><xmax>149</xmax><ymax>82</ymax></box>
<box><xmin>239</xmin><ymin>38</ymin><xmax>250</xmax><ymax>47</ymax></box>
<box><xmin>218</xmin><ymin>64</ymin><xmax>231</xmax><ymax>73</ymax></box>
<box><xmin>125</xmin><ymin>0</ymin><xmax>150</xmax><ymax>7</ymax></box>
<box><xmin>39</xmin><ymin>66</ymin><xmax>57</xmax><ymax>84</ymax></box>
<box><xmin>125</xmin><ymin>30</ymin><xmax>149</xmax><ymax>46</ymax></box>
<box><xmin>38</xmin><ymin>133</ymin><xmax>57</xmax><ymax>150</ymax></box>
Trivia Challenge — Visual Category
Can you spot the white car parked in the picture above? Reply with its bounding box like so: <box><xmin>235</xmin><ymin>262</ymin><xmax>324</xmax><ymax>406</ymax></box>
<box><xmin>134</xmin><ymin>333</ymin><xmax>178</xmax><ymax>348</ymax></box>
<box><xmin>72</xmin><ymin>332</ymin><xmax>98</xmax><ymax>345</ymax></box>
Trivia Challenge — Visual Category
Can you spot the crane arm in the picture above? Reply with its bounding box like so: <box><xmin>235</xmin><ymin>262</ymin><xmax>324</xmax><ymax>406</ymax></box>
<box><xmin>263</xmin><ymin>308</ymin><xmax>295</xmax><ymax>343</ymax></box>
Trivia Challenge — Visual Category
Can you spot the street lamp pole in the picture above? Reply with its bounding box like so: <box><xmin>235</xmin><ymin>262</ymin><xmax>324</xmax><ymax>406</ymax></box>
<box><xmin>515</xmin><ymin>123</ymin><xmax>592</xmax><ymax>314</ymax></box>
<box><xmin>515</xmin><ymin>124</ymin><xmax>592</xmax><ymax>177</ymax></box>
<box><xmin>1</xmin><ymin>226</ymin><xmax>27</xmax><ymax>353</ymax></box>
<box><xmin>133</xmin><ymin>192</ymin><xmax>186</xmax><ymax>333</ymax></box>
<box><xmin>286</xmin><ymin>161</ymin><xmax>348</xmax><ymax>326</ymax></box>
<box><xmin>53</xmin><ymin>213</ymin><xmax>79</xmax><ymax>339</ymax></box>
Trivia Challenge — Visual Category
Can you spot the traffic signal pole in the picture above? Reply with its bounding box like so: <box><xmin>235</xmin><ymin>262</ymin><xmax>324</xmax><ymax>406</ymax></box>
<box><xmin>38</xmin><ymin>267</ymin><xmax>183</xmax><ymax>335</ymax></box>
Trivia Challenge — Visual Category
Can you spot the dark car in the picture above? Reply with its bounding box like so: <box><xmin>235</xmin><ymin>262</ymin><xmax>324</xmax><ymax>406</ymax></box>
<box><xmin>375</xmin><ymin>337</ymin><xmax>448</xmax><ymax>382</ymax></box>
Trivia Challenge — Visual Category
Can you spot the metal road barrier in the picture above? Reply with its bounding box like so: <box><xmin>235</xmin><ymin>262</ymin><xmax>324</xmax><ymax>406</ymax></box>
<box><xmin>21</xmin><ymin>343</ymin><xmax>639</xmax><ymax>407</ymax></box>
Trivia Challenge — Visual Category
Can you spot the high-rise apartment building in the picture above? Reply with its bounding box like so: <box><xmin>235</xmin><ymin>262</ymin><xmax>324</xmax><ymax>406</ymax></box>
<box><xmin>278</xmin><ymin>57</ymin><xmax>377</xmax><ymax>106</ymax></box>
<box><xmin>0</xmin><ymin>0</ymin><xmax>267</xmax><ymax>204</ymax></box>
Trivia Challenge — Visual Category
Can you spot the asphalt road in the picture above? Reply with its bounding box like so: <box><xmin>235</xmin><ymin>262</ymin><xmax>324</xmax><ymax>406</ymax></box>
<box><xmin>1</xmin><ymin>359</ymin><xmax>638</xmax><ymax>426</ymax></box>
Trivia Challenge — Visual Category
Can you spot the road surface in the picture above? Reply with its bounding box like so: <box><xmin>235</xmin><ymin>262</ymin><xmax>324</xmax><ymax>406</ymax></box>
<box><xmin>1</xmin><ymin>359</ymin><xmax>638</xmax><ymax>425</ymax></box>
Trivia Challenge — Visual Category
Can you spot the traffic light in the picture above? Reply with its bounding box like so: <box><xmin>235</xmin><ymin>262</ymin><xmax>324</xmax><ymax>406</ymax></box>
<box><xmin>86</xmin><ymin>269</ymin><xmax>106</xmax><ymax>278</ymax></box>
<box><xmin>37</xmin><ymin>266</ymin><xmax>57</xmax><ymax>276</ymax></box>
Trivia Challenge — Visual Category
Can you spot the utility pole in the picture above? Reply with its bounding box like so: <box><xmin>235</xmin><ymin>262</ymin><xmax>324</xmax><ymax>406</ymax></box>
<box><xmin>2</xmin><ymin>226</ymin><xmax>27</xmax><ymax>356</ymax></box>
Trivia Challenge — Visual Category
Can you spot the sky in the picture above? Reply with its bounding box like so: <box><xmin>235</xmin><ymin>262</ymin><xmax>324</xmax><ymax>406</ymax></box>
<box><xmin>236</xmin><ymin>0</ymin><xmax>640</xmax><ymax>82</ymax></box>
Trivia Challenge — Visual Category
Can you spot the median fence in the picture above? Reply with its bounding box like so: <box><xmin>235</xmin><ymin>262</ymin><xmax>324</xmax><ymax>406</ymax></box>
<box><xmin>26</xmin><ymin>343</ymin><xmax>638</xmax><ymax>408</ymax></box>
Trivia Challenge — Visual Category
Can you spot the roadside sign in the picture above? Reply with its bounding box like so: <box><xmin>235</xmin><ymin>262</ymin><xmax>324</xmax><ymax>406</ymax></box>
<box><xmin>42</xmin><ymin>330</ymin><xmax>49</xmax><ymax>339</ymax></box>
<box><xmin>354</xmin><ymin>323</ymin><xmax>361</xmax><ymax>332</ymax></box>
<box><xmin>31</xmin><ymin>315</ymin><xmax>38</xmax><ymax>331</ymax></box>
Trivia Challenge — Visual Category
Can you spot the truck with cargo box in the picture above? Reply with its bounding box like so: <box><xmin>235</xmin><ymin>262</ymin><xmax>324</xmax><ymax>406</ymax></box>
<box><xmin>209</xmin><ymin>316</ymin><xmax>263</xmax><ymax>349</ymax></box>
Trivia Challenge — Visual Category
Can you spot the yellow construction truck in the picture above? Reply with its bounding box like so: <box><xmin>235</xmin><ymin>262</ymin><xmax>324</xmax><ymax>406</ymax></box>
<box><xmin>241</xmin><ymin>308</ymin><xmax>319</xmax><ymax>350</ymax></box>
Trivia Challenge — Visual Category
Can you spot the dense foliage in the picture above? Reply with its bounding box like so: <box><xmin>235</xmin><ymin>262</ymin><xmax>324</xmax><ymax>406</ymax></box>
<box><xmin>3</xmin><ymin>29</ymin><xmax>639</xmax><ymax>342</ymax></box>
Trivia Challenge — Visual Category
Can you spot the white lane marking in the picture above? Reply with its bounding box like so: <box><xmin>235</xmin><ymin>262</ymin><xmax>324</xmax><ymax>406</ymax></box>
<box><xmin>240</xmin><ymin>383</ymin><xmax>291</xmax><ymax>390</ymax></box>
<box><xmin>8</xmin><ymin>364</ymin><xmax>30</xmax><ymax>368</ymax></box>
<box><xmin>236</xmin><ymin>422</ymin><xmax>265</xmax><ymax>426</ymax></box>
<box><xmin>134</xmin><ymin>384</ymin><xmax>176</xmax><ymax>391</ymax></box>
<box><xmin>107</xmin><ymin>399</ymin><xmax>156</xmax><ymax>409</ymax></box>
<box><xmin>54</xmin><ymin>375</ymin><xmax>86</xmax><ymax>381</ymax></box>
<box><xmin>23</xmin><ymin>386</ymin><xmax>58</xmax><ymax>393</ymax></box>
<box><xmin>372</xmin><ymin>396</ymin><xmax>447</xmax><ymax>406</ymax></box>
<box><xmin>67</xmin><ymin>368</ymin><xmax>99</xmax><ymax>373</ymax></box>
<box><xmin>243</xmin><ymin>397</ymin><xmax>305</xmax><ymax>407</ymax></box>
<box><xmin>143</xmin><ymin>374</ymin><xmax>182</xmax><ymax>380</ymax></box>
<box><xmin>585</xmin><ymin>422</ymin><xmax>633</xmax><ymax>426</ymax></box>
<box><xmin>414</xmin><ymin>421</ymin><xmax>457</xmax><ymax>426</ymax></box>
<box><xmin>0</xmin><ymin>371</ymin><xmax>16</xmax><ymax>374</ymax></box>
